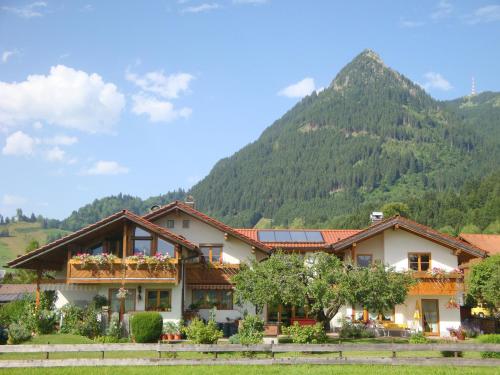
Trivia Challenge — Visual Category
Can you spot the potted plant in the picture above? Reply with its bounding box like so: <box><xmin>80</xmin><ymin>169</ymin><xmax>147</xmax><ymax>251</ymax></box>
<box><xmin>163</xmin><ymin>321</ymin><xmax>176</xmax><ymax>341</ymax></box>
<box><xmin>173</xmin><ymin>320</ymin><xmax>183</xmax><ymax>340</ymax></box>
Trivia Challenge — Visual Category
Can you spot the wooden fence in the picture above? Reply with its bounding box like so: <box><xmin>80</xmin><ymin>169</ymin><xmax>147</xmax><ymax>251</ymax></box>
<box><xmin>0</xmin><ymin>343</ymin><xmax>499</xmax><ymax>368</ymax></box>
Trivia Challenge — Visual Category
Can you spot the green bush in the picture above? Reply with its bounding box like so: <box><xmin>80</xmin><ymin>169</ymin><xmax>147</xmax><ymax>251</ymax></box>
<box><xmin>228</xmin><ymin>334</ymin><xmax>240</xmax><ymax>344</ymax></box>
<box><xmin>7</xmin><ymin>322</ymin><xmax>31</xmax><ymax>344</ymax></box>
<box><xmin>182</xmin><ymin>318</ymin><xmax>223</xmax><ymax>344</ymax></box>
<box><xmin>477</xmin><ymin>334</ymin><xmax>500</xmax><ymax>358</ymax></box>
<box><xmin>106</xmin><ymin>313</ymin><xmax>121</xmax><ymax>340</ymax></box>
<box><xmin>238</xmin><ymin>315</ymin><xmax>264</xmax><ymax>345</ymax></box>
<box><xmin>409</xmin><ymin>332</ymin><xmax>429</xmax><ymax>344</ymax></box>
<box><xmin>339</xmin><ymin>319</ymin><xmax>373</xmax><ymax>339</ymax></box>
<box><xmin>92</xmin><ymin>295</ymin><xmax>108</xmax><ymax>310</ymax></box>
<box><xmin>282</xmin><ymin>322</ymin><xmax>327</xmax><ymax>344</ymax></box>
<box><xmin>77</xmin><ymin>306</ymin><xmax>100</xmax><ymax>338</ymax></box>
<box><xmin>0</xmin><ymin>299</ymin><xmax>29</xmax><ymax>328</ymax></box>
<box><xmin>0</xmin><ymin>327</ymin><xmax>8</xmax><ymax>345</ymax></box>
<box><xmin>60</xmin><ymin>304</ymin><xmax>83</xmax><ymax>334</ymax></box>
<box><xmin>131</xmin><ymin>312</ymin><xmax>163</xmax><ymax>343</ymax></box>
<box><xmin>34</xmin><ymin>309</ymin><xmax>57</xmax><ymax>334</ymax></box>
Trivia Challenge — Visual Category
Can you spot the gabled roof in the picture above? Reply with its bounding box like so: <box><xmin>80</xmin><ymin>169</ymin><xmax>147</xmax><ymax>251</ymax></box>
<box><xmin>330</xmin><ymin>216</ymin><xmax>487</xmax><ymax>258</ymax></box>
<box><xmin>459</xmin><ymin>233</ymin><xmax>500</xmax><ymax>255</ymax></box>
<box><xmin>235</xmin><ymin>229</ymin><xmax>361</xmax><ymax>250</ymax></box>
<box><xmin>143</xmin><ymin>201</ymin><xmax>271</xmax><ymax>253</ymax></box>
<box><xmin>7</xmin><ymin>210</ymin><xmax>197</xmax><ymax>269</ymax></box>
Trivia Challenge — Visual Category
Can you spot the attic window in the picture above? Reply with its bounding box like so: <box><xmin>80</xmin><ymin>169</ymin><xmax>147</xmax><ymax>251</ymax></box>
<box><xmin>167</xmin><ymin>220</ymin><xmax>175</xmax><ymax>229</ymax></box>
<box><xmin>133</xmin><ymin>227</ymin><xmax>152</xmax><ymax>256</ymax></box>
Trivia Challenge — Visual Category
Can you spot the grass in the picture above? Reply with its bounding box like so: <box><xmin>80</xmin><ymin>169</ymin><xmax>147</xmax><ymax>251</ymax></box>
<box><xmin>0</xmin><ymin>365</ymin><xmax>498</xmax><ymax>375</ymax></box>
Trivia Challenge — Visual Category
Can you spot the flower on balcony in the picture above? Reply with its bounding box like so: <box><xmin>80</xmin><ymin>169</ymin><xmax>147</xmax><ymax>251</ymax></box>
<box><xmin>427</xmin><ymin>267</ymin><xmax>461</xmax><ymax>279</ymax></box>
<box><xmin>72</xmin><ymin>252</ymin><xmax>118</xmax><ymax>270</ymax></box>
<box><xmin>126</xmin><ymin>253</ymin><xmax>174</xmax><ymax>272</ymax></box>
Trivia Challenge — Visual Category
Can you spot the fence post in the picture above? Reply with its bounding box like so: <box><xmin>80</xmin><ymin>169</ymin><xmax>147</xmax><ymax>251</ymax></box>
<box><xmin>270</xmin><ymin>342</ymin><xmax>274</xmax><ymax>358</ymax></box>
<box><xmin>339</xmin><ymin>340</ymin><xmax>343</xmax><ymax>358</ymax></box>
<box><xmin>101</xmin><ymin>351</ymin><xmax>104</xmax><ymax>359</ymax></box>
<box><xmin>158</xmin><ymin>341</ymin><xmax>161</xmax><ymax>359</ymax></box>
<box><xmin>45</xmin><ymin>342</ymin><xmax>49</xmax><ymax>360</ymax></box>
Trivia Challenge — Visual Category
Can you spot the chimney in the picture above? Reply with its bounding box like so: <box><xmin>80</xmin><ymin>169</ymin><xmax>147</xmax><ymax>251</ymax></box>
<box><xmin>370</xmin><ymin>211</ymin><xmax>384</xmax><ymax>224</ymax></box>
<box><xmin>185</xmin><ymin>195</ymin><xmax>195</xmax><ymax>208</ymax></box>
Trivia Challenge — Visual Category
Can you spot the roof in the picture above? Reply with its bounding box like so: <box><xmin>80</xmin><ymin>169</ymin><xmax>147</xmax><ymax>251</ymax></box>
<box><xmin>0</xmin><ymin>284</ymin><xmax>36</xmax><ymax>302</ymax></box>
<box><xmin>143</xmin><ymin>201</ymin><xmax>271</xmax><ymax>253</ymax></box>
<box><xmin>459</xmin><ymin>233</ymin><xmax>500</xmax><ymax>255</ymax></box>
<box><xmin>331</xmin><ymin>216</ymin><xmax>488</xmax><ymax>258</ymax></box>
<box><xmin>235</xmin><ymin>229</ymin><xmax>361</xmax><ymax>250</ymax></box>
<box><xmin>7</xmin><ymin>210</ymin><xmax>197</xmax><ymax>269</ymax></box>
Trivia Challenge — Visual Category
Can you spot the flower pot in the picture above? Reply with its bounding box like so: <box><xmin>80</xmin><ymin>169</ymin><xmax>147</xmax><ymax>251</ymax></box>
<box><xmin>173</xmin><ymin>333</ymin><xmax>181</xmax><ymax>340</ymax></box>
<box><xmin>167</xmin><ymin>333</ymin><xmax>174</xmax><ymax>341</ymax></box>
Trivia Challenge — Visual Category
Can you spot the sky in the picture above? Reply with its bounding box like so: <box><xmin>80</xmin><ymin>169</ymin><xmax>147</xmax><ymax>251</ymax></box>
<box><xmin>0</xmin><ymin>0</ymin><xmax>500</xmax><ymax>220</ymax></box>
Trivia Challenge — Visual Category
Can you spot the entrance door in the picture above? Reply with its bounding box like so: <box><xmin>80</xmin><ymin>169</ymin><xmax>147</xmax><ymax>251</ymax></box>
<box><xmin>421</xmin><ymin>299</ymin><xmax>439</xmax><ymax>336</ymax></box>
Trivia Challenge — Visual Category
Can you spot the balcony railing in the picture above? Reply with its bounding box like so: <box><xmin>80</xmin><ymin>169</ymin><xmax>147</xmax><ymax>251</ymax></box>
<box><xmin>185</xmin><ymin>262</ymin><xmax>240</xmax><ymax>286</ymax></box>
<box><xmin>409</xmin><ymin>271</ymin><xmax>463</xmax><ymax>296</ymax></box>
<box><xmin>67</xmin><ymin>258</ymin><xmax>179</xmax><ymax>284</ymax></box>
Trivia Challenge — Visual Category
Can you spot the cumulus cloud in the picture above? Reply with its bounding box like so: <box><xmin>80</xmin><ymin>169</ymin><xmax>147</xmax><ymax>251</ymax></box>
<box><xmin>126</xmin><ymin>70</ymin><xmax>194</xmax><ymax>99</ymax></box>
<box><xmin>1</xmin><ymin>1</ymin><xmax>47</xmax><ymax>18</ymax></box>
<box><xmin>431</xmin><ymin>0</ymin><xmax>453</xmax><ymax>20</ymax></box>
<box><xmin>0</xmin><ymin>65</ymin><xmax>125</xmax><ymax>133</ymax></box>
<box><xmin>181</xmin><ymin>3</ymin><xmax>220</xmax><ymax>13</ymax></box>
<box><xmin>465</xmin><ymin>5</ymin><xmax>500</xmax><ymax>24</ymax></box>
<box><xmin>233</xmin><ymin>0</ymin><xmax>268</xmax><ymax>4</ymax></box>
<box><xmin>132</xmin><ymin>95</ymin><xmax>192</xmax><ymax>123</ymax></box>
<box><xmin>43</xmin><ymin>135</ymin><xmax>78</xmax><ymax>146</ymax></box>
<box><xmin>278</xmin><ymin>77</ymin><xmax>316</xmax><ymax>98</ymax></box>
<box><xmin>1</xmin><ymin>194</ymin><xmax>27</xmax><ymax>206</ymax></box>
<box><xmin>2</xmin><ymin>50</ymin><xmax>18</xmax><ymax>63</ymax></box>
<box><xmin>85</xmin><ymin>160</ymin><xmax>129</xmax><ymax>175</ymax></box>
<box><xmin>421</xmin><ymin>72</ymin><xmax>453</xmax><ymax>91</ymax></box>
<box><xmin>2</xmin><ymin>131</ymin><xmax>36</xmax><ymax>156</ymax></box>
<box><xmin>399</xmin><ymin>19</ymin><xmax>425</xmax><ymax>28</ymax></box>
<box><xmin>45</xmin><ymin>146</ymin><xmax>65</xmax><ymax>162</ymax></box>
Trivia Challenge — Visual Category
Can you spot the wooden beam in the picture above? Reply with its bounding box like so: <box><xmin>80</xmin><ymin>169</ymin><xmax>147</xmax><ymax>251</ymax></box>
<box><xmin>122</xmin><ymin>222</ymin><xmax>128</xmax><ymax>258</ymax></box>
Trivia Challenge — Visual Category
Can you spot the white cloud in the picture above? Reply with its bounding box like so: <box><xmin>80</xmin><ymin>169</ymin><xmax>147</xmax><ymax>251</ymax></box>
<box><xmin>2</xmin><ymin>50</ymin><xmax>18</xmax><ymax>63</ymax></box>
<box><xmin>399</xmin><ymin>19</ymin><xmax>425</xmax><ymax>28</ymax></box>
<box><xmin>0</xmin><ymin>65</ymin><xmax>125</xmax><ymax>133</ymax></box>
<box><xmin>233</xmin><ymin>0</ymin><xmax>268</xmax><ymax>4</ymax></box>
<box><xmin>465</xmin><ymin>5</ymin><xmax>500</xmax><ymax>25</ymax></box>
<box><xmin>132</xmin><ymin>95</ymin><xmax>192</xmax><ymax>123</ymax></box>
<box><xmin>126</xmin><ymin>70</ymin><xmax>194</xmax><ymax>99</ymax></box>
<box><xmin>181</xmin><ymin>3</ymin><xmax>220</xmax><ymax>13</ymax></box>
<box><xmin>421</xmin><ymin>72</ymin><xmax>453</xmax><ymax>91</ymax></box>
<box><xmin>33</xmin><ymin>121</ymin><xmax>43</xmax><ymax>130</ymax></box>
<box><xmin>1</xmin><ymin>194</ymin><xmax>27</xmax><ymax>206</ymax></box>
<box><xmin>45</xmin><ymin>146</ymin><xmax>65</xmax><ymax>162</ymax></box>
<box><xmin>43</xmin><ymin>135</ymin><xmax>78</xmax><ymax>146</ymax></box>
<box><xmin>431</xmin><ymin>0</ymin><xmax>453</xmax><ymax>20</ymax></box>
<box><xmin>278</xmin><ymin>77</ymin><xmax>316</xmax><ymax>98</ymax></box>
<box><xmin>85</xmin><ymin>160</ymin><xmax>129</xmax><ymax>175</ymax></box>
<box><xmin>1</xmin><ymin>1</ymin><xmax>47</xmax><ymax>18</ymax></box>
<box><xmin>2</xmin><ymin>131</ymin><xmax>36</xmax><ymax>156</ymax></box>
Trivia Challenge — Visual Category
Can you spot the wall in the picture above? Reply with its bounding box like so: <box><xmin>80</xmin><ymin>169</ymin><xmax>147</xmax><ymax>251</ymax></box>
<box><xmin>352</xmin><ymin>233</ymin><xmax>385</xmax><ymax>264</ymax></box>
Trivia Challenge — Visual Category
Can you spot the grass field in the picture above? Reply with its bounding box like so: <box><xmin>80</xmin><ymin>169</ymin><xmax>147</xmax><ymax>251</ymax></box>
<box><xmin>0</xmin><ymin>222</ymin><xmax>68</xmax><ymax>268</ymax></box>
<box><xmin>0</xmin><ymin>365</ymin><xmax>497</xmax><ymax>375</ymax></box>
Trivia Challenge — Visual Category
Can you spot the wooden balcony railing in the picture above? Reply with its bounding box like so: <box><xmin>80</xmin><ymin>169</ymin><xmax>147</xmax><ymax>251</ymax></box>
<box><xmin>409</xmin><ymin>271</ymin><xmax>463</xmax><ymax>296</ymax></box>
<box><xmin>185</xmin><ymin>263</ymin><xmax>240</xmax><ymax>286</ymax></box>
<box><xmin>67</xmin><ymin>258</ymin><xmax>179</xmax><ymax>284</ymax></box>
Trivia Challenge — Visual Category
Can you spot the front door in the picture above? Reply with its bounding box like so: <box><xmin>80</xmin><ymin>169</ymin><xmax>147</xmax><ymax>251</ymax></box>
<box><xmin>421</xmin><ymin>299</ymin><xmax>439</xmax><ymax>336</ymax></box>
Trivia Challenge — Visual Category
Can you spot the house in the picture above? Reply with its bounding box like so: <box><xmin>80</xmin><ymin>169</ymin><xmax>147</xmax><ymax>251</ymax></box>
<box><xmin>6</xmin><ymin>200</ymin><xmax>487</xmax><ymax>337</ymax></box>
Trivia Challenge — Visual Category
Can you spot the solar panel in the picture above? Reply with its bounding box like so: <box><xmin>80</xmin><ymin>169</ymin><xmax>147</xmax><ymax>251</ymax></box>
<box><xmin>257</xmin><ymin>230</ymin><xmax>324</xmax><ymax>243</ymax></box>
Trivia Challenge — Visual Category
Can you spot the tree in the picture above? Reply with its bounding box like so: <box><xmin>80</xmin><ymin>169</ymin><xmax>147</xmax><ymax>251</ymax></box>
<box><xmin>381</xmin><ymin>202</ymin><xmax>410</xmax><ymax>218</ymax></box>
<box><xmin>460</xmin><ymin>224</ymin><xmax>481</xmax><ymax>234</ymax></box>
<box><xmin>467</xmin><ymin>255</ymin><xmax>500</xmax><ymax>311</ymax></box>
<box><xmin>25</xmin><ymin>239</ymin><xmax>40</xmax><ymax>253</ymax></box>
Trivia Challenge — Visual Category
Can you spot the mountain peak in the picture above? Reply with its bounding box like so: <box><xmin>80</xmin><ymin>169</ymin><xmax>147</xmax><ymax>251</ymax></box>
<box><xmin>357</xmin><ymin>49</ymin><xmax>385</xmax><ymax>65</ymax></box>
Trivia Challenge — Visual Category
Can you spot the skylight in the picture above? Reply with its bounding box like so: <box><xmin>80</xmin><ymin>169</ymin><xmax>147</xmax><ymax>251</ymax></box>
<box><xmin>257</xmin><ymin>230</ymin><xmax>324</xmax><ymax>243</ymax></box>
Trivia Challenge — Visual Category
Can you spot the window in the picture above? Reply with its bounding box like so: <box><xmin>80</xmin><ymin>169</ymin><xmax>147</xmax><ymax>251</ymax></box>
<box><xmin>109</xmin><ymin>288</ymin><xmax>136</xmax><ymax>313</ymax></box>
<box><xmin>409</xmin><ymin>253</ymin><xmax>431</xmax><ymax>271</ymax></box>
<box><xmin>86</xmin><ymin>242</ymin><xmax>104</xmax><ymax>255</ymax></box>
<box><xmin>157</xmin><ymin>238</ymin><xmax>175</xmax><ymax>257</ymax></box>
<box><xmin>357</xmin><ymin>254</ymin><xmax>373</xmax><ymax>268</ymax></box>
<box><xmin>166</xmin><ymin>220</ymin><xmax>175</xmax><ymax>229</ymax></box>
<box><xmin>145</xmin><ymin>290</ymin><xmax>171</xmax><ymax>311</ymax></box>
<box><xmin>182</xmin><ymin>219</ymin><xmax>190</xmax><ymax>228</ymax></box>
<box><xmin>200</xmin><ymin>245</ymin><xmax>223</xmax><ymax>263</ymax></box>
<box><xmin>133</xmin><ymin>226</ymin><xmax>152</xmax><ymax>256</ymax></box>
<box><xmin>192</xmin><ymin>289</ymin><xmax>233</xmax><ymax>310</ymax></box>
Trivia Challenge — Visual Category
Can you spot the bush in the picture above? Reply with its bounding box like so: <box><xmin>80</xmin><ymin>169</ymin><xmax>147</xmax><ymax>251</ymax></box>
<box><xmin>182</xmin><ymin>318</ymin><xmax>223</xmax><ymax>344</ymax></box>
<box><xmin>92</xmin><ymin>295</ymin><xmax>108</xmax><ymax>310</ymax></box>
<box><xmin>409</xmin><ymin>332</ymin><xmax>429</xmax><ymax>344</ymax></box>
<box><xmin>0</xmin><ymin>327</ymin><xmax>8</xmax><ymax>345</ymax></box>
<box><xmin>0</xmin><ymin>299</ymin><xmax>29</xmax><ymax>328</ymax></box>
<box><xmin>34</xmin><ymin>309</ymin><xmax>57</xmax><ymax>334</ymax></box>
<box><xmin>7</xmin><ymin>322</ymin><xmax>31</xmax><ymax>344</ymax></box>
<box><xmin>339</xmin><ymin>319</ymin><xmax>373</xmax><ymax>339</ymax></box>
<box><xmin>131</xmin><ymin>312</ymin><xmax>163</xmax><ymax>343</ymax></box>
<box><xmin>228</xmin><ymin>334</ymin><xmax>240</xmax><ymax>344</ymax></box>
<box><xmin>477</xmin><ymin>334</ymin><xmax>500</xmax><ymax>358</ymax></box>
<box><xmin>106</xmin><ymin>312</ymin><xmax>121</xmax><ymax>340</ymax></box>
<box><xmin>282</xmin><ymin>322</ymin><xmax>327</xmax><ymax>344</ymax></box>
<box><xmin>238</xmin><ymin>315</ymin><xmax>264</xmax><ymax>345</ymax></box>
<box><xmin>77</xmin><ymin>306</ymin><xmax>100</xmax><ymax>338</ymax></box>
<box><xmin>60</xmin><ymin>304</ymin><xmax>83</xmax><ymax>334</ymax></box>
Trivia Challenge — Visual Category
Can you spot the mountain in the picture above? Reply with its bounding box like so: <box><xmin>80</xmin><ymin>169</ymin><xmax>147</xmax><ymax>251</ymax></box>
<box><xmin>188</xmin><ymin>49</ymin><xmax>500</xmax><ymax>228</ymax></box>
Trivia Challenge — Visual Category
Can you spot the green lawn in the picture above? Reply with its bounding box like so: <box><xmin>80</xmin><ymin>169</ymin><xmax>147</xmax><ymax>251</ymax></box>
<box><xmin>0</xmin><ymin>365</ymin><xmax>497</xmax><ymax>375</ymax></box>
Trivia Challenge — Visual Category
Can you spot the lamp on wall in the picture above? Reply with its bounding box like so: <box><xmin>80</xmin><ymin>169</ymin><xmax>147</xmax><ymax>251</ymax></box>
<box><xmin>138</xmin><ymin>285</ymin><xmax>142</xmax><ymax>301</ymax></box>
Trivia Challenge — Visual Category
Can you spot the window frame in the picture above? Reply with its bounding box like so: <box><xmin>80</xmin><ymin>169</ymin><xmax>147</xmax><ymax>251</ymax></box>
<box><xmin>408</xmin><ymin>252</ymin><xmax>432</xmax><ymax>272</ymax></box>
<box><xmin>191</xmin><ymin>289</ymin><xmax>233</xmax><ymax>310</ymax></box>
<box><xmin>356</xmin><ymin>254</ymin><xmax>373</xmax><ymax>268</ymax></box>
<box><xmin>166</xmin><ymin>220</ymin><xmax>175</xmax><ymax>229</ymax></box>
<box><xmin>132</xmin><ymin>226</ymin><xmax>153</xmax><ymax>256</ymax></box>
<box><xmin>145</xmin><ymin>289</ymin><xmax>172</xmax><ymax>312</ymax></box>
<box><xmin>199</xmin><ymin>244</ymin><xmax>223</xmax><ymax>264</ymax></box>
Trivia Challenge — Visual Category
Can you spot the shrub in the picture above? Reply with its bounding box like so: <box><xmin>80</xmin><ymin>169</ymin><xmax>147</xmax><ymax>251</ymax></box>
<box><xmin>0</xmin><ymin>299</ymin><xmax>28</xmax><ymax>328</ymax></box>
<box><xmin>7</xmin><ymin>322</ymin><xmax>31</xmax><ymax>344</ymax></box>
<box><xmin>409</xmin><ymin>332</ymin><xmax>429</xmax><ymax>344</ymax></box>
<box><xmin>34</xmin><ymin>309</ymin><xmax>57</xmax><ymax>334</ymax></box>
<box><xmin>238</xmin><ymin>315</ymin><xmax>264</xmax><ymax>345</ymax></box>
<box><xmin>182</xmin><ymin>318</ymin><xmax>223</xmax><ymax>344</ymax></box>
<box><xmin>0</xmin><ymin>327</ymin><xmax>8</xmax><ymax>345</ymax></box>
<box><xmin>77</xmin><ymin>306</ymin><xmax>100</xmax><ymax>338</ymax></box>
<box><xmin>60</xmin><ymin>304</ymin><xmax>83</xmax><ymax>334</ymax></box>
<box><xmin>228</xmin><ymin>334</ymin><xmax>240</xmax><ymax>344</ymax></box>
<box><xmin>282</xmin><ymin>322</ymin><xmax>327</xmax><ymax>344</ymax></box>
<box><xmin>92</xmin><ymin>295</ymin><xmax>108</xmax><ymax>310</ymax></box>
<box><xmin>131</xmin><ymin>312</ymin><xmax>163</xmax><ymax>343</ymax></box>
<box><xmin>339</xmin><ymin>319</ymin><xmax>373</xmax><ymax>339</ymax></box>
<box><xmin>477</xmin><ymin>334</ymin><xmax>500</xmax><ymax>358</ymax></box>
<box><xmin>106</xmin><ymin>312</ymin><xmax>121</xmax><ymax>340</ymax></box>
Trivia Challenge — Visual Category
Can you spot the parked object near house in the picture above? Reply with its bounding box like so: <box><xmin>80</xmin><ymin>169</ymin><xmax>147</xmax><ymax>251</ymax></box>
<box><xmin>5</xmin><ymin>200</ymin><xmax>488</xmax><ymax>337</ymax></box>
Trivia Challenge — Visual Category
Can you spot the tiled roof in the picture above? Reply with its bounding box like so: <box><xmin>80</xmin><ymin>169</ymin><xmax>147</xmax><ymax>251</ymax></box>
<box><xmin>235</xmin><ymin>229</ymin><xmax>361</xmax><ymax>249</ymax></box>
<box><xmin>143</xmin><ymin>201</ymin><xmax>271</xmax><ymax>253</ymax></box>
<box><xmin>459</xmin><ymin>233</ymin><xmax>500</xmax><ymax>255</ymax></box>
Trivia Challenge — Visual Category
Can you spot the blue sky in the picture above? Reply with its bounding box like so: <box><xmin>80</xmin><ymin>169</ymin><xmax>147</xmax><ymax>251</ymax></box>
<box><xmin>1</xmin><ymin>0</ymin><xmax>499</xmax><ymax>219</ymax></box>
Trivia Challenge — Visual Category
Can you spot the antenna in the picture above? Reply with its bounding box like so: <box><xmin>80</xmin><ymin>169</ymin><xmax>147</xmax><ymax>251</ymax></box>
<box><xmin>471</xmin><ymin>76</ymin><xmax>476</xmax><ymax>96</ymax></box>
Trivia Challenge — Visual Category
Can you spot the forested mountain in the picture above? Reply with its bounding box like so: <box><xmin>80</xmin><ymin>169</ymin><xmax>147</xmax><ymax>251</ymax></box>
<box><xmin>33</xmin><ymin>50</ymin><xmax>500</xmax><ymax>234</ymax></box>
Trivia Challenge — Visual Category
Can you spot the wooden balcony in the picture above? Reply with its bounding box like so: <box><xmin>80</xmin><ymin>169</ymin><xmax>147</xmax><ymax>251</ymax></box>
<box><xmin>67</xmin><ymin>258</ymin><xmax>179</xmax><ymax>284</ymax></box>
<box><xmin>185</xmin><ymin>263</ymin><xmax>240</xmax><ymax>286</ymax></box>
<box><xmin>409</xmin><ymin>272</ymin><xmax>463</xmax><ymax>296</ymax></box>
